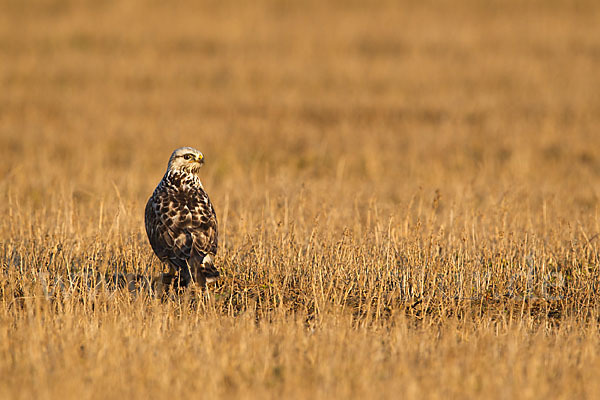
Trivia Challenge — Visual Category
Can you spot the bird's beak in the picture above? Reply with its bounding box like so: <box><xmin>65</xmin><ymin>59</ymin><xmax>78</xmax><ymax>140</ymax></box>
<box><xmin>196</xmin><ymin>154</ymin><xmax>204</xmax><ymax>164</ymax></box>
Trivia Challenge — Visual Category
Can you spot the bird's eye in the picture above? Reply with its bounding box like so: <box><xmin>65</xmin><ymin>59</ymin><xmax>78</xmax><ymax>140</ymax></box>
<box><xmin>183</xmin><ymin>154</ymin><xmax>193</xmax><ymax>160</ymax></box>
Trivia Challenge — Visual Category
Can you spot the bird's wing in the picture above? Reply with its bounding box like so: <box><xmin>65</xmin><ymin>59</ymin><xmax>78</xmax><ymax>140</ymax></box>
<box><xmin>188</xmin><ymin>189</ymin><xmax>219</xmax><ymax>258</ymax></box>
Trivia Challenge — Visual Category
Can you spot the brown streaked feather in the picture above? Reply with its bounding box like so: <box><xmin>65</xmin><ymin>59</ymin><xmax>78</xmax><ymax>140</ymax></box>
<box><xmin>145</xmin><ymin>170</ymin><xmax>218</xmax><ymax>285</ymax></box>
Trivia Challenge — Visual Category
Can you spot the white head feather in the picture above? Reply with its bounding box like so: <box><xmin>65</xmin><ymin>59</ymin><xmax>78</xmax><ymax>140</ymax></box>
<box><xmin>167</xmin><ymin>147</ymin><xmax>205</xmax><ymax>175</ymax></box>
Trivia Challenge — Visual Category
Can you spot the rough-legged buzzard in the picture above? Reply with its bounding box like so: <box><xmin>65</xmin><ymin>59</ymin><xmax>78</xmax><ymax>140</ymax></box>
<box><xmin>145</xmin><ymin>147</ymin><xmax>219</xmax><ymax>288</ymax></box>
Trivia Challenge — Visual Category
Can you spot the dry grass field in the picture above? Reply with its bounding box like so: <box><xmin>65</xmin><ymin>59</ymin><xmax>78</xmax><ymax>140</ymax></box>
<box><xmin>2</xmin><ymin>0</ymin><xmax>600</xmax><ymax>398</ymax></box>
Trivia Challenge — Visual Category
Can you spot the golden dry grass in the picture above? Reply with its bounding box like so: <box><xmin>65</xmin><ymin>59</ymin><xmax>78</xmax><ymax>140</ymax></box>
<box><xmin>2</xmin><ymin>0</ymin><xmax>600</xmax><ymax>398</ymax></box>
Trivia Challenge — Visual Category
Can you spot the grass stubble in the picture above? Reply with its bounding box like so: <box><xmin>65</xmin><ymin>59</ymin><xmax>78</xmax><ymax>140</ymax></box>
<box><xmin>1</xmin><ymin>0</ymin><xmax>600</xmax><ymax>398</ymax></box>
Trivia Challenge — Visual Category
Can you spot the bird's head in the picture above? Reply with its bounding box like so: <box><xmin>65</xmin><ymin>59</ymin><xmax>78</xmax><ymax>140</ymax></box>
<box><xmin>167</xmin><ymin>147</ymin><xmax>205</xmax><ymax>175</ymax></box>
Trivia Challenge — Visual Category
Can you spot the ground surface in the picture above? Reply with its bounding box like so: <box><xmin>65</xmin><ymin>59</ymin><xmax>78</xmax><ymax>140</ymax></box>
<box><xmin>1</xmin><ymin>0</ymin><xmax>600</xmax><ymax>398</ymax></box>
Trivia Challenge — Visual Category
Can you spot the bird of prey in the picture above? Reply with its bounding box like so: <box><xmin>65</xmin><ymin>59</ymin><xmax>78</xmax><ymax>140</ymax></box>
<box><xmin>145</xmin><ymin>147</ymin><xmax>219</xmax><ymax>289</ymax></box>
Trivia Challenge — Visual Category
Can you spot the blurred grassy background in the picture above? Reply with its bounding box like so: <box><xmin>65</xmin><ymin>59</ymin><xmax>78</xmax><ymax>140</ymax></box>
<box><xmin>2</xmin><ymin>0</ymin><xmax>599</xmax><ymax>206</ymax></box>
<box><xmin>1</xmin><ymin>0</ymin><xmax>600</xmax><ymax>398</ymax></box>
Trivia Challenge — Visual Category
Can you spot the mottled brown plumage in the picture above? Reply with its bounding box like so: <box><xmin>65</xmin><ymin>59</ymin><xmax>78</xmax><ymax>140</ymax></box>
<box><xmin>145</xmin><ymin>147</ymin><xmax>218</xmax><ymax>288</ymax></box>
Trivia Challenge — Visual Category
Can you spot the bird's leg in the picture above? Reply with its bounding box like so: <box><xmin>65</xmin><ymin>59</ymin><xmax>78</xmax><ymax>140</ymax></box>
<box><xmin>163</xmin><ymin>265</ymin><xmax>176</xmax><ymax>285</ymax></box>
<box><xmin>179</xmin><ymin>265</ymin><xmax>193</xmax><ymax>288</ymax></box>
<box><xmin>152</xmin><ymin>264</ymin><xmax>177</xmax><ymax>297</ymax></box>
<box><xmin>159</xmin><ymin>264</ymin><xmax>176</xmax><ymax>286</ymax></box>
<box><xmin>196</xmin><ymin>266</ymin><xmax>208</xmax><ymax>288</ymax></box>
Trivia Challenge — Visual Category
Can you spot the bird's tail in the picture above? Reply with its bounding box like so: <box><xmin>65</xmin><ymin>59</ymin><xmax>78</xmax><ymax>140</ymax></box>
<box><xmin>199</xmin><ymin>254</ymin><xmax>220</xmax><ymax>283</ymax></box>
<box><xmin>182</xmin><ymin>254</ymin><xmax>219</xmax><ymax>286</ymax></box>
